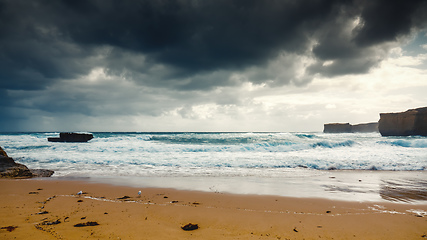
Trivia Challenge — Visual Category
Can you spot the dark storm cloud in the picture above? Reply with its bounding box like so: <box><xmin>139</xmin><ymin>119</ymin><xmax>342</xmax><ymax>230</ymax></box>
<box><xmin>1</xmin><ymin>0</ymin><xmax>426</xmax><ymax>91</ymax></box>
<box><xmin>353</xmin><ymin>0</ymin><xmax>427</xmax><ymax>47</ymax></box>
<box><xmin>0</xmin><ymin>0</ymin><xmax>96</xmax><ymax>90</ymax></box>
<box><xmin>57</xmin><ymin>0</ymin><xmax>332</xmax><ymax>70</ymax></box>
<box><xmin>309</xmin><ymin>0</ymin><xmax>427</xmax><ymax>77</ymax></box>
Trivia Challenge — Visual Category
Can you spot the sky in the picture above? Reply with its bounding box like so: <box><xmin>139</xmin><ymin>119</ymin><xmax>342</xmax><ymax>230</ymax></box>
<box><xmin>1</xmin><ymin>0</ymin><xmax>427</xmax><ymax>132</ymax></box>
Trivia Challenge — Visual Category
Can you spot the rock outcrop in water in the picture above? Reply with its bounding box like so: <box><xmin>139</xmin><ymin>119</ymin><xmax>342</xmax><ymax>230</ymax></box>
<box><xmin>48</xmin><ymin>132</ymin><xmax>94</xmax><ymax>142</ymax></box>
<box><xmin>0</xmin><ymin>146</ymin><xmax>54</xmax><ymax>178</ymax></box>
<box><xmin>379</xmin><ymin>107</ymin><xmax>427</xmax><ymax>136</ymax></box>
<box><xmin>323</xmin><ymin>122</ymin><xmax>379</xmax><ymax>133</ymax></box>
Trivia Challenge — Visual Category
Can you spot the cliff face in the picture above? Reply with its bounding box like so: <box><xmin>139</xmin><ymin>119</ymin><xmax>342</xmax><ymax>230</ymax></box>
<box><xmin>323</xmin><ymin>122</ymin><xmax>378</xmax><ymax>133</ymax></box>
<box><xmin>379</xmin><ymin>107</ymin><xmax>427</xmax><ymax>136</ymax></box>
<box><xmin>323</xmin><ymin>123</ymin><xmax>352</xmax><ymax>133</ymax></box>
<box><xmin>415</xmin><ymin>107</ymin><xmax>427</xmax><ymax>136</ymax></box>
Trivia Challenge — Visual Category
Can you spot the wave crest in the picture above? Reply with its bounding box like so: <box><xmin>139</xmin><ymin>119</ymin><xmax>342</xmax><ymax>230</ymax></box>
<box><xmin>377</xmin><ymin>139</ymin><xmax>427</xmax><ymax>148</ymax></box>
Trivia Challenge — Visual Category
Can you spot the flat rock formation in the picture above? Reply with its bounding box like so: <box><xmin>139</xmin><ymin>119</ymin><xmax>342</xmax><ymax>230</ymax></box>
<box><xmin>324</xmin><ymin>122</ymin><xmax>379</xmax><ymax>133</ymax></box>
<box><xmin>379</xmin><ymin>107</ymin><xmax>427</xmax><ymax>136</ymax></box>
<box><xmin>29</xmin><ymin>169</ymin><xmax>55</xmax><ymax>177</ymax></box>
<box><xmin>0</xmin><ymin>146</ymin><xmax>54</xmax><ymax>178</ymax></box>
<box><xmin>48</xmin><ymin>132</ymin><xmax>94</xmax><ymax>142</ymax></box>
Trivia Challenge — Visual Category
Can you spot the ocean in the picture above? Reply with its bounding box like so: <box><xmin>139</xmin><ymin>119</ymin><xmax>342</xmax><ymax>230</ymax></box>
<box><xmin>1</xmin><ymin>132</ymin><xmax>427</xmax><ymax>203</ymax></box>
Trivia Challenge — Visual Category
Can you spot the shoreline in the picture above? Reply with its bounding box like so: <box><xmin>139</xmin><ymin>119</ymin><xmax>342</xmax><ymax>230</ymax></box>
<box><xmin>47</xmin><ymin>169</ymin><xmax>427</xmax><ymax>204</ymax></box>
<box><xmin>1</xmin><ymin>178</ymin><xmax>426</xmax><ymax>239</ymax></box>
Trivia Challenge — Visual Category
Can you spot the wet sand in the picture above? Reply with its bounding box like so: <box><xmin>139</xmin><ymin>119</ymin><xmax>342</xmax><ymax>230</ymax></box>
<box><xmin>80</xmin><ymin>170</ymin><xmax>427</xmax><ymax>203</ymax></box>
<box><xmin>1</xmin><ymin>179</ymin><xmax>426</xmax><ymax>239</ymax></box>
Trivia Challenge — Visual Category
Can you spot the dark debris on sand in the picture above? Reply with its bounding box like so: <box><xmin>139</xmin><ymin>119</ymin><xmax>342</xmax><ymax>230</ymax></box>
<box><xmin>42</xmin><ymin>220</ymin><xmax>61</xmax><ymax>225</ymax></box>
<box><xmin>1</xmin><ymin>226</ymin><xmax>17</xmax><ymax>232</ymax></box>
<box><xmin>117</xmin><ymin>196</ymin><xmax>131</xmax><ymax>200</ymax></box>
<box><xmin>74</xmin><ymin>221</ymin><xmax>100</xmax><ymax>227</ymax></box>
<box><xmin>181</xmin><ymin>223</ymin><xmax>199</xmax><ymax>231</ymax></box>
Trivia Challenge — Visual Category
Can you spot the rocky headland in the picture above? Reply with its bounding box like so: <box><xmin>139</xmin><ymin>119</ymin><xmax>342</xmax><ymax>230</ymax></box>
<box><xmin>379</xmin><ymin>107</ymin><xmax>427</xmax><ymax>136</ymax></box>
<box><xmin>0</xmin><ymin>146</ymin><xmax>54</xmax><ymax>178</ymax></box>
<box><xmin>324</xmin><ymin>106</ymin><xmax>427</xmax><ymax>136</ymax></box>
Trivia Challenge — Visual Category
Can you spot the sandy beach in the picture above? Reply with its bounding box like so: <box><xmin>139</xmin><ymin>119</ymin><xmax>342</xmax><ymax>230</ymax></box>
<box><xmin>1</xmin><ymin>179</ymin><xmax>426</xmax><ymax>239</ymax></box>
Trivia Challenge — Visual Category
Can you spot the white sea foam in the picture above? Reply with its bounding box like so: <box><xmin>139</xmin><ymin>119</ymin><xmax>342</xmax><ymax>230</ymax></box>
<box><xmin>1</xmin><ymin>132</ymin><xmax>427</xmax><ymax>177</ymax></box>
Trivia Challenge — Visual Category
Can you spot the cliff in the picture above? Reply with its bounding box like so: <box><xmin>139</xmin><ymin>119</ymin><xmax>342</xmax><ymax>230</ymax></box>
<box><xmin>323</xmin><ymin>122</ymin><xmax>379</xmax><ymax>133</ymax></box>
<box><xmin>379</xmin><ymin>107</ymin><xmax>427</xmax><ymax>136</ymax></box>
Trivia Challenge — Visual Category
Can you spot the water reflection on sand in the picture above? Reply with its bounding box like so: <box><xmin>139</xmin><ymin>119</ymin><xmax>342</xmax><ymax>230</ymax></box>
<box><xmin>380</xmin><ymin>178</ymin><xmax>427</xmax><ymax>203</ymax></box>
<box><xmin>58</xmin><ymin>170</ymin><xmax>427</xmax><ymax>204</ymax></box>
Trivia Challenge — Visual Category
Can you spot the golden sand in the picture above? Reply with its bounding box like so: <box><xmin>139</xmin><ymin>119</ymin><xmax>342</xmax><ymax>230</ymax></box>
<box><xmin>1</xmin><ymin>179</ymin><xmax>426</xmax><ymax>239</ymax></box>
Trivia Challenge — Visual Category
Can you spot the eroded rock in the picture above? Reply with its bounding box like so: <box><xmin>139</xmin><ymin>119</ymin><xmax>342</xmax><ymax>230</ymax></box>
<box><xmin>0</xmin><ymin>146</ymin><xmax>54</xmax><ymax>178</ymax></box>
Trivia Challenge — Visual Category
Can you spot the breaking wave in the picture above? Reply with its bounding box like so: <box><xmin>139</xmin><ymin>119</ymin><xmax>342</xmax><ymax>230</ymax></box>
<box><xmin>1</xmin><ymin>132</ymin><xmax>426</xmax><ymax>176</ymax></box>
<box><xmin>377</xmin><ymin>139</ymin><xmax>427</xmax><ymax>148</ymax></box>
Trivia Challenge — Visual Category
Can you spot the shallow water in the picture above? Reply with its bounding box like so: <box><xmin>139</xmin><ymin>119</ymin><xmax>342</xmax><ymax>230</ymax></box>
<box><xmin>1</xmin><ymin>132</ymin><xmax>426</xmax><ymax>203</ymax></box>
<box><xmin>62</xmin><ymin>170</ymin><xmax>426</xmax><ymax>204</ymax></box>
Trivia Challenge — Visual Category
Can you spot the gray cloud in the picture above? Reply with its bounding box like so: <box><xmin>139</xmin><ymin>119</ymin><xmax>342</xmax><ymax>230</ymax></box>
<box><xmin>1</xmin><ymin>0</ymin><xmax>427</xmax><ymax>131</ymax></box>
<box><xmin>353</xmin><ymin>0</ymin><xmax>427</xmax><ymax>47</ymax></box>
